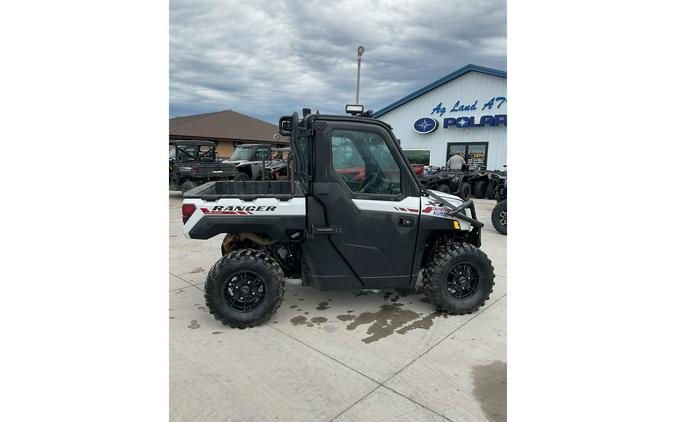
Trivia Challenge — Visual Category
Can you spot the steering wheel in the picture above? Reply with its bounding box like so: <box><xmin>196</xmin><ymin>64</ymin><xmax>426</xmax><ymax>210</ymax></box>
<box><xmin>360</xmin><ymin>167</ymin><xmax>385</xmax><ymax>193</ymax></box>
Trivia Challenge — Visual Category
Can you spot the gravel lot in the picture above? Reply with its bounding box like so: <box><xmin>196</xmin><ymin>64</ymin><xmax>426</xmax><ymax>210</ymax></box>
<box><xmin>170</xmin><ymin>193</ymin><xmax>506</xmax><ymax>422</ymax></box>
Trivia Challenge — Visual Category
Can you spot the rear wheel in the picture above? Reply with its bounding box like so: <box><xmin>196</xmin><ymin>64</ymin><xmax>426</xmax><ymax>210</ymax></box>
<box><xmin>472</xmin><ymin>181</ymin><xmax>487</xmax><ymax>199</ymax></box>
<box><xmin>181</xmin><ymin>180</ymin><xmax>198</xmax><ymax>194</ymax></box>
<box><xmin>486</xmin><ymin>181</ymin><xmax>496</xmax><ymax>199</ymax></box>
<box><xmin>205</xmin><ymin>249</ymin><xmax>285</xmax><ymax>328</ymax></box>
<box><xmin>436</xmin><ymin>183</ymin><xmax>451</xmax><ymax>193</ymax></box>
<box><xmin>491</xmin><ymin>200</ymin><xmax>507</xmax><ymax>235</ymax></box>
<box><xmin>458</xmin><ymin>182</ymin><xmax>472</xmax><ymax>200</ymax></box>
<box><xmin>422</xmin><ymin>243</ymin><xmax>495</xmax><ymax>314</ymax></box>
<box><xmin>234</xmin><ymin>172</ymin><xmax>250</xmax><ymax>181</ymax></box>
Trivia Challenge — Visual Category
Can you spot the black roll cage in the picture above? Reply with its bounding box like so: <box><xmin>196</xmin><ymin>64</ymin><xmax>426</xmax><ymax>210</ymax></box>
<box><xmin>278</xmin><ymin>111</ymin><xmax>483</xmax><ymax>229</ymax></box>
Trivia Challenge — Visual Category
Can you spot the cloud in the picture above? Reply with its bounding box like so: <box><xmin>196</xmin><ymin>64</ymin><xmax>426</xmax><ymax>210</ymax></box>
<box><xmin>170</xmin><ymin>0</ymin><xmax>506</xmax><ymax>122</ymax></box>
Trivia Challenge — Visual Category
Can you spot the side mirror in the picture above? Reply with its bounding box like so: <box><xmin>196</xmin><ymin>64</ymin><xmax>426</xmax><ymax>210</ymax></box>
<box><xmin>279</xmin><ymin>116</ymin><xmax>292</xmax><ymax>136</ymax></box>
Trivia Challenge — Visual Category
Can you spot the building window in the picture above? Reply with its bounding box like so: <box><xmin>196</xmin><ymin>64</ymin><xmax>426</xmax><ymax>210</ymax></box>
<box><xmin>402</xmin><ymin>149</ymin><xmax>431</xmax><ymax>166</ymax></box>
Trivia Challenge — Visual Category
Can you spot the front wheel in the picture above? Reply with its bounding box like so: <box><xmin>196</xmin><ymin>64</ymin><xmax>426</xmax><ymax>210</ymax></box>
<box><xmin>458</xmin><ymin>182</ymin><xmax>472</xmax><ymax>200</ymax></box>
<box><xmin>485</xmin><ymin>181</ymin><xmax>496</xmax><ymax>199</ymax></box>
<box><xmin>205</xmin><ymin>249</ymin><xmax>285</xmax><ymax>328</ymax></box>
<box><xmin>233</xmin><ymin>172</ymin><xmax>250</xmax><ymax>181</ymax></box>
<box><xmin>472</xmin><ymin>180</ymin><xmax>487</xmax><ymax>199</ymax></box>
<box><xmin>422</xmin><ymin>243</ymin><xmax>495</xmax><ymax>314</ymax></box>
<box><xmin>491</xmin><ymin>200</ymin><xmax>507</xmax><ymax>235</ymax></box>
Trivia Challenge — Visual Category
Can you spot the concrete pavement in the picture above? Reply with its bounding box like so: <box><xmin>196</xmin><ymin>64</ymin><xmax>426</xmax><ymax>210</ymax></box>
<box><xmin>170</xmin><ymin>193</ymin><xmax>506</xmax><ymax>421</ymax></box>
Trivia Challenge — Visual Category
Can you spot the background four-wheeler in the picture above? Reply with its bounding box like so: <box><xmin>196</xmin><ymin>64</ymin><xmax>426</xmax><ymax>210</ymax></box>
<box><xmin>182</xmin><ymin>106</ymin><xmax>496</xmax><ymax>328</ymax></box>
<box><xmin>419</xmin><ymin>168</ymin><xmax>506</xmax><ymax>201</ymax></box>
<box><xmin>491</xmin><ymin>178</ymin><xmax>507</xmax><ymax>235</ymax></box>
<box><xmin>169</xmin><ymin>140</ymin><xmax>237</xmax><ymax>193</ymax></box>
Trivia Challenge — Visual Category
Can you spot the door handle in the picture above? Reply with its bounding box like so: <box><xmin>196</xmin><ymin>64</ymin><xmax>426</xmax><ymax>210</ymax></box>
<box><xmin>398</xmin><ymin>217</ymin><xmax>415</xmax><ymax>227</ymax></box>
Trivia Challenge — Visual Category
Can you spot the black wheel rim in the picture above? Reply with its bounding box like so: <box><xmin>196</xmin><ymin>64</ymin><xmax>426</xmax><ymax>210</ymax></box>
<box><xmin>222</xmin><ymin>271</ymin><xmax>266</xmax><ymax>313</ymax></box>
<box><xmin>499</xmin><ymin>210</ymin><xmax>507</xmax><ymax>226</ymax></box>
<box><xmin>447</xmin><ymin>262</ymin><xmax>480</xmax><ymax>299</ymax></box>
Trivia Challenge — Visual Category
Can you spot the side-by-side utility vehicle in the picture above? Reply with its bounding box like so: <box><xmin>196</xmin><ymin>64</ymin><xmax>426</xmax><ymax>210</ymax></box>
<box><xmin>169</xmin><ymin>140</ymin><xmax>236</xmax><ymax>193</ymax></box>
<box><xmin>182</xmin><ymin>106</ymin><xmax>495</xmax><ymax>328</ymax></box>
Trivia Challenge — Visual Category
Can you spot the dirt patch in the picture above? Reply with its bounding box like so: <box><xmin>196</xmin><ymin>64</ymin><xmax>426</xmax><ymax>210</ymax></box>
<box><xmin>472</xmin><ymin>361</ymin><xmax>507</xmax><ymax>422</ymax></box>
<box><xmin>187</xmin><ymin>320</ymin><xmax>200</xmax><ymax>329</ymax></box>
<box><xmin>189</xmin><ymin>267</ymin><xmax>205</xmax><ymax>273</ymax></box>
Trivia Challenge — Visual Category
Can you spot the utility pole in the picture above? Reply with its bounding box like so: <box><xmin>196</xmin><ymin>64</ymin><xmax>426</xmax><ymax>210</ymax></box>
<box><xmin>356</xmin><ymin>46</ymin><xmax>365</xmax><ymax>104</ymax></box>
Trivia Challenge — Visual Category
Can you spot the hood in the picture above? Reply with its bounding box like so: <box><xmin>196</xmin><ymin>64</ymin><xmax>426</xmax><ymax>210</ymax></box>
<box><xmin>223</xmin><ymin>159</ymin><xmax>250</xmax><ymax>166</ymax></box>
<box><xmin>425</xmin><ymin>189</ymin><xmax>464</xmax><ymax>208</ymax></box>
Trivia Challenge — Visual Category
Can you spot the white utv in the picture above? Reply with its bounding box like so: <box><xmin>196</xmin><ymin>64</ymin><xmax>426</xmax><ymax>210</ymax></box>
<box><xmin>182</xmin><ymin>107</ymin><xmax>495</xmax><ymax>328</ymax></box>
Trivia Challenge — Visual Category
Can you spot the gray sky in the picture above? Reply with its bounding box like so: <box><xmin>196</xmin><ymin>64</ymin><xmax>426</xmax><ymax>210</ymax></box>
<box><xmin>170</xmin><ymin>0</ymin><xmax>506</xmax><ymax>123</ymax></box>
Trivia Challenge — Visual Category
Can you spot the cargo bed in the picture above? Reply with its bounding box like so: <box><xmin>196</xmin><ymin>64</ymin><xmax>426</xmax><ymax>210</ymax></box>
<box><xmin>183</xmin><ymin>180</ymin><xmax>303</xmax><ymax>201</ymax></box>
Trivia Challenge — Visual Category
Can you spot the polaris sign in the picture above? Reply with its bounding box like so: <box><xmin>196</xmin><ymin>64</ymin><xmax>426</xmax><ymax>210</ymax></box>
<box><xmin>413</xmin><ymin>114</ymin><xmax>506</xmax><ymax>132</ymax></box>
<box><xmin>413</xmin><ymin>117</ymin><xmax>439</xmax><ymax>134</ymax></box>
<box><xmin>444</xmin><ymin>114</ymin><xmax>507</xmax><ymax>128</ymax></box>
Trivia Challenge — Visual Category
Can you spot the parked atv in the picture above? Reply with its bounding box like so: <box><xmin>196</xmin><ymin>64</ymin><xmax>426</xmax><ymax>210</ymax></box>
<box><xmin>182</xmin><ymin>106</ymin><xmax>496</xmax><ymax>328</ymax></box>
<box><xmin>418</xmin><ymin>169</ymin><xmax>474</xmax><ymax>200</ymax></box>
<box><xmin>491</xmin><ymin>179</ymin><xmax>507</xmax><ymax>235</ymax></box>
<box><xmin>169</xmin><ymin>140</ymin><xmax>236</xmax><ymax>194</ymax></box>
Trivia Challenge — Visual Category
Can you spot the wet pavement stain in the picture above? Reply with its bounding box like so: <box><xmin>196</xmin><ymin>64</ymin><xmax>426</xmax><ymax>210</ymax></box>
<box><xmin>310</xmin><ymin>317</ymin><xmax>327</xmax><ymax>325</ymax></box>
<box><xmin>289</xmin><ymin>304</ymin><xmax>297</xmax><ymax>309</ymax></box>
<box><xmin>472</xmin><ymin>361</ymin><xmax>507</xmax><ymax>422</ymax></box>
<box><xmin>188</xmin><ymin>320</ymin><xmax>200</xmax><ymax>329</ymax></box>
<box><xmin>323</xmin><ymin>325</ymin><xmax>337</xmax><ymax>333</ymax></box>
<box><xmin>337</xmin><ymin>314</ymin><xmax>356</xmax><ymax>322</ymax></box>
<box><xmin>396</xmin><ymin>311</ymin><xmax>447</xmax><ymax>334</ymax></box>
<box><xmin>304</xmin><ymin>312</ymin><xmax>309</xmax><ymax>315</ymax></box>
<box><xmin>189</xmin><ymin>267</ymin><xmax>205</xmax><ymax>273</ymax></box>
<box><xmin>197</xmin><ymin>305</ymin><xmax>208</xmax><ymax>312</ymax></box>
<box><xmin>169</xmin><ymin>316</ymin><xmax>175</xmax><ymax>319</ymax></box>
<box><xmin>211</xmin><ymin>331</ymin><xmax>223</xmax><ymax>335</ymax></box>
<box><xmin>290</xmin><ymin>316</ymin><xmax>307</xmax><ymax>326</ymax></box>
<box><xmin>346</xmin><ymin>305</ymin><xmax>421</xmax><ymax>344</ymax></box>
<box><xmin>316</xmin><ymin>301</ymin><xmax>330</xmax><ymax>311</ymax></box>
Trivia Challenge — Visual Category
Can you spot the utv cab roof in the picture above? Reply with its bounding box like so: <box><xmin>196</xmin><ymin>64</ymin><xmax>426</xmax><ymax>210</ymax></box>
<box><xmin>171</xmin><ymin>139</ymin><xmax>216</xmax><ymax>146</ymax></box>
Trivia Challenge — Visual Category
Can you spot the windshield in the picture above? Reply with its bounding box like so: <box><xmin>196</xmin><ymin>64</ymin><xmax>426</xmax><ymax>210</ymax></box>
<box><xmin>173</xmin><ymin>144</ymin><xmax>215</xmax><ymax>161</ymax></box>
<box><xmin>169</xmin><ymin>146</ymin><xmax>176</xmax><ymax>160</ymax></box>
<box><xmin>230</xmin><ymin>145</ymin><xmax>256</xmax><ymax>160</ymax></box>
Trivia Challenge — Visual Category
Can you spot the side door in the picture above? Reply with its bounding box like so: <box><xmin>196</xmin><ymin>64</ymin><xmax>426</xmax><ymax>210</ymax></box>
<box><xmin>304</xmin><ymin>121</ymin><xmax>422</xmax><ymax>289</ymax></box>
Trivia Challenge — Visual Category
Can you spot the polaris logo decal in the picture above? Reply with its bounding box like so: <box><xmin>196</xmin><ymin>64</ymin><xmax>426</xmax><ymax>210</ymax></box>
<box><xmin>201</xmin><ymin>205</ymin><xmax>278</xmax><ymax>215</ymax></box>
<box><xmin>422</xmin><ymin>206</ymin><xmax>451</xmax><ymax>217</ymax></box>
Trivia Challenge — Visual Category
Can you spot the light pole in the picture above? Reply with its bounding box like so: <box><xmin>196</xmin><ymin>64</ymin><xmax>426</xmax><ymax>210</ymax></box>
<box><xmin>355</xmin><ymin>46</ymin><xmax>365</xmax><ymax>104</ymax></box>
